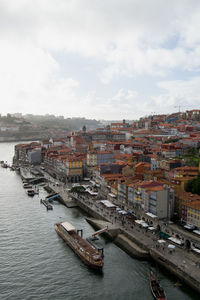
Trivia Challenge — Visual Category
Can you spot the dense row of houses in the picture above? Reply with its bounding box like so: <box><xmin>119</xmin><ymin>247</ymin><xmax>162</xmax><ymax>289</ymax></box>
<box><xmin>13</xmin><ymin>110</ymin><xmax>200</xmax><ymax>228</ymax></box>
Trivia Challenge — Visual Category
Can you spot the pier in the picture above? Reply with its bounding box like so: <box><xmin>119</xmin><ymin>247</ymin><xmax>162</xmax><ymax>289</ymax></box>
<box><xmin>40</xmin><ymin>199</ymin><xmax>53</xmax><ymax>210</ymax></box>
<box><xmin>18</xmin><ymin>167</ymin><xmax>200</xmax><ymax>293</ymax></box>
<box><xmin>70</xmin><ymin>193</ymin><xmax>200</xmax><ymax>294</ymax></box>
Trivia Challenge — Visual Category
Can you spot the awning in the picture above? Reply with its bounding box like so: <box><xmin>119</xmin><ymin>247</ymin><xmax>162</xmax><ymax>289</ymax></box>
<box><xmin>118</xmin><ymin>210</ymin><xmax>128</xmax><ymax>215</ymax></box>
<box><xmin>85</xmin><ymin>189</ymin><xmax>98</xmax><ymax>195</ymax></box>
<box><xmin>158</xmin><ymin>231</ymin><xmax>169</xmax><ymax>239</ymax></box>
<box><xmin>168</xmin><ymin>244</ymin><xmax>175</xmax><ymax>249</ymax></box>
<box><xmin>184</xmin><ymin>224</ymin><xmax>195</xmax><ymax>230</ymax></box>
<box><xmin>193</xmin><ymin>230</ymin><xmax>200</xmax><ymax>236</ymax></box>
<box><xmin>168</xmin><ymin>237</ymin><xmax>182</xmax><ymax>245</ymax></box>
<box><xmin>135</xmin><ymin>220</ymin><xmax>144</xmax><ymax>225</ymax></box>
<box><xmin>148</xmin><ymin>226</ymin><xmax>155</xmax><ymax>231</ymax></box>
<box><xmin>108</xmin><ymin>193</ymin><xmax>116</xmax><ymax>198</ymax></box>
<box><xmin>145</xmin><ymin>212</ymin><xmax>157</xmax><ymax>218</ymax></box>
<box><xmin>90</xmin><ymin>180</ymin><xmax>96</xmax><ymax>185</ymax></box>
<box><xmin>158</xmin><ymin>239</ymin><xmax>166</xmax><ymax>244</ymax></box>
<box><xmin>135</xmin><ymin>220</ymin><xmax>148</xmax><ymax>227</ymax></box>
<box><xmin>192</xmin><ymin>248</ymin><xmax>200</xmax><ymax>254</ymax></box>
<box><xmin>100</xmin><ymin>200</ymin><xmax>116</xmax><ymax>208</ymax></box>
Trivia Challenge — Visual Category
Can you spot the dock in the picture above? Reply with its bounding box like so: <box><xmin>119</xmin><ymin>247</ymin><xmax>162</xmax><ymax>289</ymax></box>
<box><xmin>71</xmin><ymin>194</ymin><xmax>200</xmax><ymax>294</ymax></box>
<box><xmin>86</xmin><ymin>217</ymin><xmax>149</xmax><ymax>259</ymax></box>
<box><xmin>45</xmin><ymin>182</ymin><xmax>77</xmax><ymax>208</ymax></box>
<box><xmin>40</xmin><ymin>199</ymin><xmax>53</xmax><ymax>210</ymax></box>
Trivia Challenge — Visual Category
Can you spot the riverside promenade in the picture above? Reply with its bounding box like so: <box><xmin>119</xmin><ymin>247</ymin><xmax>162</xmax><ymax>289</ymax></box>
<box><xmin>70</xmin><ymin>192</ymin><xmax>200</xmax><ymax>294</ymax></box>
<box><xmin>35</xmin><ymin>173</ymin><xmax>200</xmax><ymax>294</ymax></box>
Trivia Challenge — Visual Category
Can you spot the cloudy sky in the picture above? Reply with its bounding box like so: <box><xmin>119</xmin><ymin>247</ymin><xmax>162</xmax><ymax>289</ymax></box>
<box><xmin>1</xmin><ymin>0</ymin><xmax>200</xmax><ymax>120</ymax></box>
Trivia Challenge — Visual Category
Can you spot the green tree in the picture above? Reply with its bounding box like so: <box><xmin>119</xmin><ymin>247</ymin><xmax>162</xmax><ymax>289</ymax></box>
<box><xmin>186</xmin><ymin>177</ymin><xmax>200</xmax><ymax>195</ymax></box>
<box><xmin>70</xmin><ymin>186</ymin><xmax>85</xmax><ymax>193</ymax></box>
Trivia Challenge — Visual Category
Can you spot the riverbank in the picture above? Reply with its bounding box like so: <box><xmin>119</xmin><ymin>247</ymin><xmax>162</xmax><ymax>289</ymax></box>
<box><xmin>2</xmin><ymin>142</ymin><xmax>199</xmax><ymax>300</ymax></box>
<box><xmin>19</xmin><ymin>167</ymin><xmax>200</xmax><ymax>294</ymax></box>
<box><xmin>69</xmin><ymin>193</ymin><xmax>200</xmax><ymax>294</ymax></box>
<box><xmin>86</xmin><ymin>217</ymin><xmax>149</xmax><ymax>259</ymax></box>
<box><xmin>0</xmin><ymin>137</ymin><xmax>39</xmax><ymax>143</ymax></box>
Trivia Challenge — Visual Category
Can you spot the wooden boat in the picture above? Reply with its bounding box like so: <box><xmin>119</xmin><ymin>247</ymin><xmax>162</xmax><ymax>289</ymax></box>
<box><xmin>150</xmin><ymin>272</ymin><xmax>166</xmax><ymax>300</ymax></box>
<box><xmin>55</xmin><ymin>221</ymin><xmax>103</xmax><ymax>270</ymax></box>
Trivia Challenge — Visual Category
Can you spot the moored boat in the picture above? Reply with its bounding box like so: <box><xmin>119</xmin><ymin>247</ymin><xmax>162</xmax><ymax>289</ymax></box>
<box><xmin>55</xmin><ymin>221</ymin><xmax>103</xmax><ymax>270</ymax></box>
<box><xmin>27</xmin><ymin>189</ymin><xmax>35</xmax><ymax>196</ymax></box>
<box><xmin>150</xmin><ymin>272</ymin><xmax>166</xmax><ymax>300</ymax></box>
<box><xmin>23</xmin><ymin>182</ymin><xmax>32</xmax><ymax>189</ymax></box>
<box><xmin>1</xmin><ymin>162</ymin><xmax>8</xmax><ymax>168</ymax></box>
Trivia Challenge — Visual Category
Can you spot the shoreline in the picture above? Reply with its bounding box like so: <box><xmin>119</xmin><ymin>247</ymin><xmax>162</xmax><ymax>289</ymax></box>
<box><xmin>0</xmin><ymin>137</ymin><xmax>40</xmax><ymax>143</ymax></box>
<box><xmin>19</xmin><ymin>167</ymin><xmax>200</xmax><ymax>294</ymax></box>
<box><xmin>70</xmin><ymin>193</ymin><xmax>200</xmax><ymax>294</ymax></box>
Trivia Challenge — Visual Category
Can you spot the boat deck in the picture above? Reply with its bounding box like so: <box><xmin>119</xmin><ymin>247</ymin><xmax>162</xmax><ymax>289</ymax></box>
<box><xmin>70</xmin><ymin>231</ymin><xmax>99</xmax><ymax>256</ymax></box>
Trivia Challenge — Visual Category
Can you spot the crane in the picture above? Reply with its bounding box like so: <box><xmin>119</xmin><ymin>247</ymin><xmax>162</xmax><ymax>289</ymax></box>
<box><xmin>174</xmin><ymin>105</ymin><xmax>189</xmax><ymax>113</ymax></box>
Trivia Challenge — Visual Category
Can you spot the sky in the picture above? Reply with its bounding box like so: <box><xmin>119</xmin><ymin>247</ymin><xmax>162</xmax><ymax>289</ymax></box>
<box><xmin>1</xmin><ymin>0</ymin><xmax>200</xmax><ymax>120</ymax></box>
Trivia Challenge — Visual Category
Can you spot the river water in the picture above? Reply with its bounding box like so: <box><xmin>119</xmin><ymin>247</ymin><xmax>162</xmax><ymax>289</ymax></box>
<box><xmin>0</xmin><ymin>142</ymin><xmax>199</xmax><ymax>300</ymax></box>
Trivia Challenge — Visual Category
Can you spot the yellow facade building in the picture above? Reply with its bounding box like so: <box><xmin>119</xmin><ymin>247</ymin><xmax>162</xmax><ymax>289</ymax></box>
<box><xmin>65</xmin><ymin>158</ymin><xmax>83</xmax><ymax>182</ymax></box>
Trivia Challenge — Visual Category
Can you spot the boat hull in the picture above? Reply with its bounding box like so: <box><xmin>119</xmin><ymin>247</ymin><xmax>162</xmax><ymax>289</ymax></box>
<box><xmin>55</xmin><ymin>224</ymin><xmax>103</xmax><ymax>271</ymax></box>
<box><xmin>150</xmin><ymin>272</ymin><xmax>166</xmax><ymax>300</ymax></box>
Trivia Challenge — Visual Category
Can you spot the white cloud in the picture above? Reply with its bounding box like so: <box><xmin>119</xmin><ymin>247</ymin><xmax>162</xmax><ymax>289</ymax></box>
<box><xmin>1</xmin><ymin>1</ymin><xmax>200</xmax><ymax>64</ymax></box>
<box><xmin>0</xmin><ymin>39</ymin><xmax>79</xmax><ymax>114</ymax></box>
<box><xmin>151</xmin><ymin>76</ymin><xmax>200</xmax><ymax>113</ymax></box>
<box><xmin>0</xmin><ymin>0</ymin><xmax>200</xmax><ymax>118</ymax></box>
<box><xmin>78</xmin><ymin>88</ymin><xmax>142</xmax><ymax>120</ymax></box>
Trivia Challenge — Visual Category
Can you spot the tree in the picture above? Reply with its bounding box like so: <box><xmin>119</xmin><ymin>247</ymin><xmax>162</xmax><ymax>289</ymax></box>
<box><xmin>70</xmin><ymin>186</ymin><xmax>85</xmax><ymax>193</ymax></box>
<box><xmin>186</xmin><ymin>147</ymin><xmax>198</xmax><ymax>157</ymax></box>
<box><xmin>186</xmin><ymin>177</ymin><xmax>200</xmax><ymax>195</ymax></box>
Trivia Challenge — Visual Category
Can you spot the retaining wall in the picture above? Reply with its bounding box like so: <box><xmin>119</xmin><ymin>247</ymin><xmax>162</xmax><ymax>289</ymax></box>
<box><xmin>150</xmin><ymin>249</ymin><xmax>200</xmax><ymax>294</ymax></box>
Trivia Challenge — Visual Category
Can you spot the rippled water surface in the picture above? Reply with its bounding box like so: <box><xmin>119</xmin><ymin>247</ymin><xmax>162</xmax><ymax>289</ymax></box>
<box><xmin>0</xmin><ymin>142</ymin><xmax>199</xmax><ymax>300</ymax></box>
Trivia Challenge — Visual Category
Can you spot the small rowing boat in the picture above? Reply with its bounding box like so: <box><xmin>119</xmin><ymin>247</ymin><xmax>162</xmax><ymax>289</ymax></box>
<box><xmin>150</xmin><ymin>271</ymin><xmax>166</xmax><ymax>300</ymax></box>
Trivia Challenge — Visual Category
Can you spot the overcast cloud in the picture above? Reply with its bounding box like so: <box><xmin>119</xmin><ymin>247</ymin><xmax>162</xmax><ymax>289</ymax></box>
<box><xmin>1</xmin><ymin>0</ymin><xmax>200</xmax><ymax>119</ymax></box>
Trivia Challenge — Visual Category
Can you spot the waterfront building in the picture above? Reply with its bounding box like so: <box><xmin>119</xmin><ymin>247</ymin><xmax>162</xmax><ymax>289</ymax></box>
<box><xmin>118</xmin><ymin>181</ymin><xmax>128</xmax><ymax>206</ymax></box>
<box><xmin>175</xmin><ymin>191</ymin><xmax>200</xmax><ymax>228</ymax></box>
<box><xmin>187</xmin><ymin>201</ymin><xmax>200</xmax><ymax>228</ymax></box>
<box><xmin>14</xmin><ymin>142</ymin><xmax>41</xmax><ymax>163</ymax></box>
<box><xmin>127</xmin><ymin>181</ymin><xmax>174</xmax><ymax>219</ymax></box>
<box><xmin>27</xmin><ymin>148</ymin><xmax>42</xmax><ymax>165</ymax></box>
<box><xmin>128</xmin><ymin>183</ymin><xmax>142</xmax><ymax>209</ymax></box>
<box><xmin>143</xmin><ymin>185</ymin><xmax>174</xmax><ymax>219</ymax></box>
<box><xmin>65</xmin><ymin>157</ymin><xmax>83</xmax><ymax>182</ymax></box>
